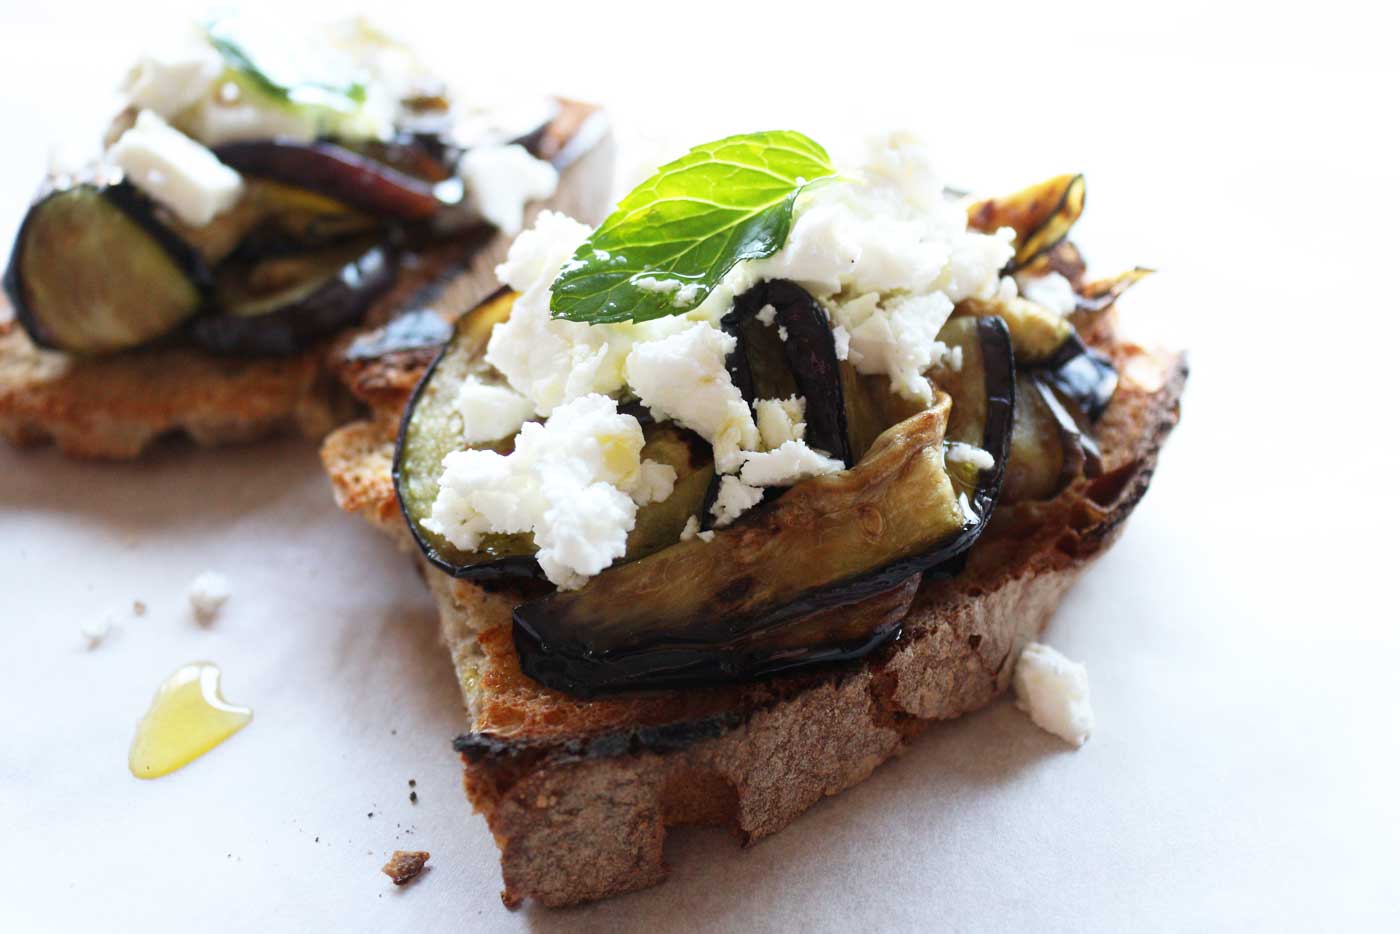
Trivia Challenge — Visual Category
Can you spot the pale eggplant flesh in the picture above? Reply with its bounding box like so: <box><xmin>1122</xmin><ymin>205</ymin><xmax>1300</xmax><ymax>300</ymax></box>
<box><xmin>511</xmin><ymin>316</ymin><xmax>1015</xmax><ymax>696</ymax></box>
<box><xmin>3</xmin><ymin>182</ymin><xmax>208</xmax><ymax>355</ymax></box>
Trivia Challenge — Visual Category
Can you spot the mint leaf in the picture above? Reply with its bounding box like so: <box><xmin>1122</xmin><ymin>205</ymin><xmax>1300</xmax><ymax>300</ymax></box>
<box><xmin>206</xmin><ymin>17</ymin><xmax>367</xmax><ymax>114</ymax></box>
<box><xmin>549</xmin><ymin>131</ymin><xmax>838</xmax><ymax>324</ymax></box>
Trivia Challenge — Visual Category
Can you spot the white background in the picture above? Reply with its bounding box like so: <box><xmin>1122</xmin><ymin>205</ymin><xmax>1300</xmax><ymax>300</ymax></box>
<box><xmin>2</xmin><ymin>1</ymin><xmax>1398</xmax><ymax>931</ymax></box>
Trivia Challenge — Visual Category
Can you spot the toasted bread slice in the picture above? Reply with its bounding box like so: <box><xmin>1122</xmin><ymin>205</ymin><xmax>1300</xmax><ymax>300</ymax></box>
<box><xmin>0</xmin><ymin>100</ymin><xmax>614</xmax><ymax>460</ymax></box>
<box><xmin>321</xmin><ymin>293</ymin><xmax>1186</xmax><ymax>906</ymax></box>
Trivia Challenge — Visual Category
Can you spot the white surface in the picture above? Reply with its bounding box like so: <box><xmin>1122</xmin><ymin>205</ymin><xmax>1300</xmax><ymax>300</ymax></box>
<box><xmin>2</xmin><ymin>1</ymin><xmax>1399</xmax><ymax>931</ymax></box>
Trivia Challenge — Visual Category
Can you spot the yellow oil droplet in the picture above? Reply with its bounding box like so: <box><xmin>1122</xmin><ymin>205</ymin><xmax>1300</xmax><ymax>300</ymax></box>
<box><xmin>128</xmin><ymin>662</ymin><xmax>251</xmax><ymax>780</ymax></box>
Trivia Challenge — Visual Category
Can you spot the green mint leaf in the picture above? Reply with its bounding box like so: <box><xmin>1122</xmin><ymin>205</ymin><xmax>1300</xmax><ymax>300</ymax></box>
<box><xmin>549</xmin><ymin>130</ymin><xmax>838</xmax><ymax>324</ymax></box>
<box><xmin>206</xmin><ymin>17</ymin><xmax>367</xmax><ymax>114</ymax></box>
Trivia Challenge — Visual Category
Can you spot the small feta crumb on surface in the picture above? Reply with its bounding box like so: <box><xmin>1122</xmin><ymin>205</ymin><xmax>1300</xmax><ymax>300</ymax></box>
<box><xmin>940</xmin><ymin>344</ymin><xmax>964</xmax><ymax>372</ymax></box>
<box><xmin>739</xmin><ymin>440</ymin><xmax>845</xmax><ymax>488</ymax></box>
<box><xmin>946</xmin><ymin>442</ymin><xmax>995</xmax><ymax>471</ymax></box>
<box><xmin>754</xmin><ymin>304</ymin><xmax>777</xmax><ymax>327</ymax></box>
<box><xmin>697</xmin><ymin>529</ymin><xmax>716</xmax><ymax>542</ymax></box>
<box><xmin>1016</xmin><ymin>271</ymin><xmax>1079</xmax><ymax>316</ymax></box>
<box><xmin>457</xmin><ymin>143</ymin><xmax>559</xmax><ymax>236</ymax></box>
<box><xmin>755</xmin><ymin>396</ymin><xmax>807</xmax><ymax>450</ymax></box>
<box><xmin>777</xmin><ymin>325</ymin><xmax>789</xmax><ymax>342</ymax></box>
<box><xmin>710</xmin><ymin>475</ymin><xmax>765</xmax><ymax>528</ymax></box>
<box><xmin>108</xmin><ymin>110</ymin><xmax>243</xmax><ymax>226</ymax></box>
<box><xmin>831</xmin><ymin>325</ymin><xmax>851</xmax><ymax>361</ymax></box>
<box><xmin>80</xmin><ymin>615</ymin><xmax>112</xmax><ymax>650</ymax></box>
<box><xmin>1012</xmin><ymin>642</ymin><xmax>1094</xmax><ymax>747</ymax></box>
<box><xmin>452</xmin><ymin>379</ymin><xmax>535</xmax><ymax>445</ymax></box>
<box><xmin>679</xmin><ymin>515</ymin><xmax>701</xmax><ymax>542</ymax></box>
<box><xmin>188</xmin><ymin>571</ymin><xmax>232</xmax><ymax>622</ymax></box>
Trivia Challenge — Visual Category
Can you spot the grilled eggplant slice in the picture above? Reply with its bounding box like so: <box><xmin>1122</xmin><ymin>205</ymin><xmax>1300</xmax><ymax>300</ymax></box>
<box><xmin>3</xmin><ymin>182</ymin><xmax>207</xmax><ymax>354</ymax></box>
<box><xmin>189</xmin><ymin>241</ymin><xmax>396</xmax><ymax>356</ymax></box>
<box><xmin>1037</xmin><ymin>333</ymin><xmax>1118</xmax><ymax>421</ymax></box>
<box><xmin>967</xmin><ymin>173</ymin><xmax>1086</xmax><ymax>273</ymax></box>
<box><xmin>395</xmin><ymin>290</ymin><xmax>716</xmax><ymax>583</ymax></box>
<box><xmin>512</xmin><ymin>317</ymin><xmax>1015</xmax><ymax>696</ymax></box>
<box><xmin>214</xmin><ymin>140</ymin><xmax>444</xmax><ymax>221</ymax></box>
<box><xmin>1076</xmin><ymin>267</ymin><xmax>1153</xmax><ymax>314</ymax></box>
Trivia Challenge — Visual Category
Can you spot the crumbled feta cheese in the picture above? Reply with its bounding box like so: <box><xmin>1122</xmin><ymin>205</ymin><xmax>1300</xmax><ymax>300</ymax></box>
<box><xmin>831</xmin><ymin>324</ymin><xmax>850</xmax><ymax>361</ymax></box>
<box><xmin>1017</xmin><ymin>271</ymin><xmax>1080</xmax><ymax>316</ymax></box>
<box><xmin>427</xmin><ymin>393</ymin><xmax>675</xmax><ymax>589</ymax></box>
<box><xmin>109</xmin><ymin>111</ymin><xmax>243</xmax><ymax>226</ymax></box>
<box><xmin>81</xmin><ymin>614</ymin><xmax>113</xmax><ymax>649</ymax></box>
<box><xmin>829</xmin><ymin>291</ymin><xmax>953</xmax><ymax>403</ymax></box>
<box><xmin>458</xmin><ymin>143</ymin><xmax>559</xmax><ymax>236</ymax></box>
<box><xmin>698</xmin><ymin>528</ymin><xmax>716</xmax><ymax>542</ymax></box>
<box><xmin>680</xmin><ymin>515</ymin><xmax>701</xmax><ymax>541</ymax></box>
<box><xmin>188</xmin><ymin>571</ymin><xmax>232</xmax><ymax>622</ymax></box>
<box><xmin>183</xmin><ymin>96</ymin><xmax>323</xmax><ymax>146</ymax></box>
<box><xmin>739</xmin><ymin>440</ymin><xmax>844</xmax><ymax>488</ymax></box>
<box><xmin>754</xmin><ymin>396</ymin><xmax>806</xmax><ymax>450</ymax></box>
<box><xmin>633</xmin><ymin>276</ymin><xmax>702</xmax><ymax>309</ymax></box>
<box><xmin>122</xmin><ymin>38</ymin><xmax>223</xmax><ymax>120</ymax></box>
<box><xmin>710</xmin><ymin>475</ymin><xmax>765</xmax><ymax>528</ymax></box>
<box><xmin>625</xmin><ymin>322</ymin><xmax>759</xmax><ymax>474</ymax></box>
<box><xmin>777</xmin><ymin>325</ymin><xmax>789</xmax><ymax>342</ymax></box>
<box><xmin>940</xmin><ymin>344</ymin><xmax>964</xmax><ymax>372</ymax></box>
<box><xmin>755</xmin><ymin>303</ymin><xmax>777</xmax><ymax>327</ymax></box>
<box><xmin>945</xmin><ymin>442</ymin><xmax>995</xmax><ymax>471</ymax></box>
<box><xmin>1013</xmin><ymin>642</ymin><xmax>1094</xmax><ymax>747</ymax></box>
<box><xmin>453</xmin><ymin>379</ymin><xmax>535</xmax><ymax>445</ymax></box>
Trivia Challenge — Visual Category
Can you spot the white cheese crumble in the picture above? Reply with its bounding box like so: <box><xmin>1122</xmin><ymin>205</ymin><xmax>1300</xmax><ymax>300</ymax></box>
<box><xmin>634</xmin><ymin>276</ymin><xmax>704</xmax><ymax>309</ymax></box>
<box><xmin>738</xmin><ymin>440</ymin><xmax>844</xmax><ymax>488</ymax></box>
<box><xmin>453</xmin><ymin>379</ymin><xmax>536</xmax><ymax>445</ymax></box>
<box><xmin>945</xmin><ymin>442</ymin><xmax>995</xmax><ymax>471</ymax></box>
<box><xmin>755</xmin><ymin>396</ymin><xmax>806</xmax><ymax>449</ymax></box>
<box><xmin>754</xmin><ymin>303</ymin><xmax>777</xmax><ymax>326</ymax></box>
<box><xmin>831</xmin><ymin>324</ymin><xmax>851</xmax><ymax>361</ymax></box>
<box><xmin>109</xmin><ymin>111</ymin><xmax>243</xmax><ymax>226</ymax></box>
<box><xmin>625</xmin><ymin>322</ymin><xmax>759</xmax><ymax>474</ymax></box>
<box><xmin>426</xmin><ymin>393</ymin><xmax>675</xmax><ymax>589</ymax></box>
<box><xmin>679</xmin><ymin>515</ymin><xmax>717</xmax><ymax>543</ymax></box>
<box><xmin>1016</xmin><ymin>271</ymin><xmax>1079</xmax><ymax>316</ymax></box>
<box><xmin>457</xmin><ymin>143</ymin><xmax>559</xmax><ymax>236</ymax></box>
<box><xmin>1012</xmin><ymin>642</ymin><xmax>1094</xmax><ymax>747</ymax></box>
<box><xmin>80</xmin><ymin>613</ymin><xmax>113</xmax><ymax>649</ymax></box>
<box><xmin>122</xmin><ymin>37</ymin><xmax>223</xmax><ymax>120</ymax></box>
<box><xmin>710</xmin><ymin>475</ymin><xmax>765</xmax><ymax>528</ymax></box>
<box><xmin>188</xmin><ymin>571</ymin><xmax>232</xmax><ymax>622</ymax></box>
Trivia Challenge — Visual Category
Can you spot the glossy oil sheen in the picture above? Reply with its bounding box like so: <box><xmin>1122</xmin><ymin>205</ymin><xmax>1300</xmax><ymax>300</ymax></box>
<box><xmin>128</xmin><ymin>663</ymin><xmax>251</xmax><ymax>780</ymax></box>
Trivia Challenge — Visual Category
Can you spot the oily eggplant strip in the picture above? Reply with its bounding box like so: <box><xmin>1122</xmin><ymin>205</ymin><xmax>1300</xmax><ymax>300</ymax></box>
<box><xmin>3</xmin><ymin>182</ymin><xmax>209</xmax><ymax>354</ymax></box>
<box><xmin>189</xmin><ymin>243</ymin><xmax>398</xmax><ymax>356</ymax></box>
<box><xmin>724</xmin><ymin>279</ymin><xmax>853</xmax><ymax>466</ymax></box>
<box><xmin>395</xmin><ymin>288</ymin><xmax>542</xmax><ymax>583</ymax></box>
<box><xmin>967</xmin><ymin>174</ymin><xmax>1086</xmax><ymax>274</ymax></box>
<box><xmin>215</xmin><ymin>141</ymin><xmax>443</xmax><ymax>221</ymax></box>
<box><xmin>512</xmin><ymin>316</ymin><xmax>1015</xmax><ymax>697</ymax></box>
<box><xmin>1032</xmin><ymin>332</ymin><xmax>1118</xmax><ymax>422</ymax></box>
<box><xmin>1076</xmin><ymin>267</ymin><xmax>1153</xmax><ymax>314</ymax></box>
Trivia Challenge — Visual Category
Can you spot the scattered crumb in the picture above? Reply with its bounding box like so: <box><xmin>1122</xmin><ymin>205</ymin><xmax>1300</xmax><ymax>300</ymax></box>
<box><xmin>408</xmin><ymin>779</ymin><xmax>416</xmax><ymax>787</ymax></box>
<box><xmin>187</xmin><ymin>571</ymin><xmax>231</xmax><ymax>623</ymax></box>
<box><xmin>368</xmin><ymin>812</ymin><xmax>374</xmax><ymax>819</ymax></box>
<box><xmin>132</xmin><ymin>600</ymin><xmax>147</xmax><ymax>616</ymax></box>
<box><xmin>382</xmin><ymin>851</ymin><xmax>430</xmax><ymax>886</ymax></box>
<box><xmin>80</xmin><ymin>615</ymin><xmax>112</xmax><ymax>650</ymax></box>
<box><xmin>410</xmin><ymin>791</ymin><xmax>418</xmax><ymax>804</ymax></box>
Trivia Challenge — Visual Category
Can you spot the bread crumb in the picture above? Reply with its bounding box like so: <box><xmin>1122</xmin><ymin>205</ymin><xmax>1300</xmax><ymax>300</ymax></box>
<box><xmin>80</xmin><ymin>615</ymin><xmax>112</xmax><ymax>649</ymax></box>
<box><xmin>382</xmin><ymin>850</ymin><xmax>430</xmax><ymax>886</ymax></box>
<box><xmin>132</xmin><ymin>600</ymin><xmax>147</xmax><ymax>616</ymax></box>
<box><xmin>188</xmin><ymin>571</ymin><xmax>231</xmax><ymax>622</ymax></box>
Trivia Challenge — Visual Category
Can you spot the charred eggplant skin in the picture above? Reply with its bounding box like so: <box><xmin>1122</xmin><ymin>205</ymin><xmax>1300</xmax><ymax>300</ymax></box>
<box><xmin>1035</xmin><ymin>332</ymin><xmax>1117</xmax><ymax>421</ymax></box>
<box><xmin>189</xmin><ymin>243</ymin><xmax>398</xmax><ymax>356</ymax></box>
<box><xmin>215</xmin><ymin>141</ymin><xmax>443</xmax><ymax>221</ymax></box>
<box><xmin>724</xmin><ymin>279</ymin><xmax>853</xmax><ymax>466</ymax></box>
<box><xmin>4</xmin><ymin>182</ymin><xmax>210</xmax><ymax>354</ymax></box>
<box><xmin>512</xmin><ymin>316</ymin><xmax>1015</xmax><ymax>697</ymax></box>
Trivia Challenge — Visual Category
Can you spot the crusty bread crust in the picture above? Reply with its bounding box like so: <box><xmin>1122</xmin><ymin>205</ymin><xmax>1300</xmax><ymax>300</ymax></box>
<box><xmin>0</xmin><ymin>100</ymin><xmax>613</xmax><ymax>460</ymax></box>
<box><xmin>321</xmin><ymin>296</ymin><xmax>1187</xmax><ymax>906</ymax></box>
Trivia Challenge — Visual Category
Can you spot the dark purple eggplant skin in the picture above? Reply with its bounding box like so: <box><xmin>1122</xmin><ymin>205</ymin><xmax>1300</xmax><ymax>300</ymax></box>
<box><xmin>1034</xmin><ymin>332</ymin><xmax>1118</xmax><ymax>421</ymax></box>
<box><xmin>511</xmin><ymin>315</ymin><xmax>1016</xmax><ymax>697</ymax></box>
<box><xmin>189</xmin><ymin>244</ymin><xmax>397</xmax><ymax>357</ymax></box>
<box><xmin>214</xmin><ymin>141</ymin><xmax>442</xmax><ymax>221</ymax></box>
<box><xmin>3</xmin><ymin>181</ymin><xmax>211</xmax><ymax>351</ymax></box>
<box><xmin>699</xmin><ymin>279</ymin><xmax>853</xmax><ymax>530</ymax></box>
